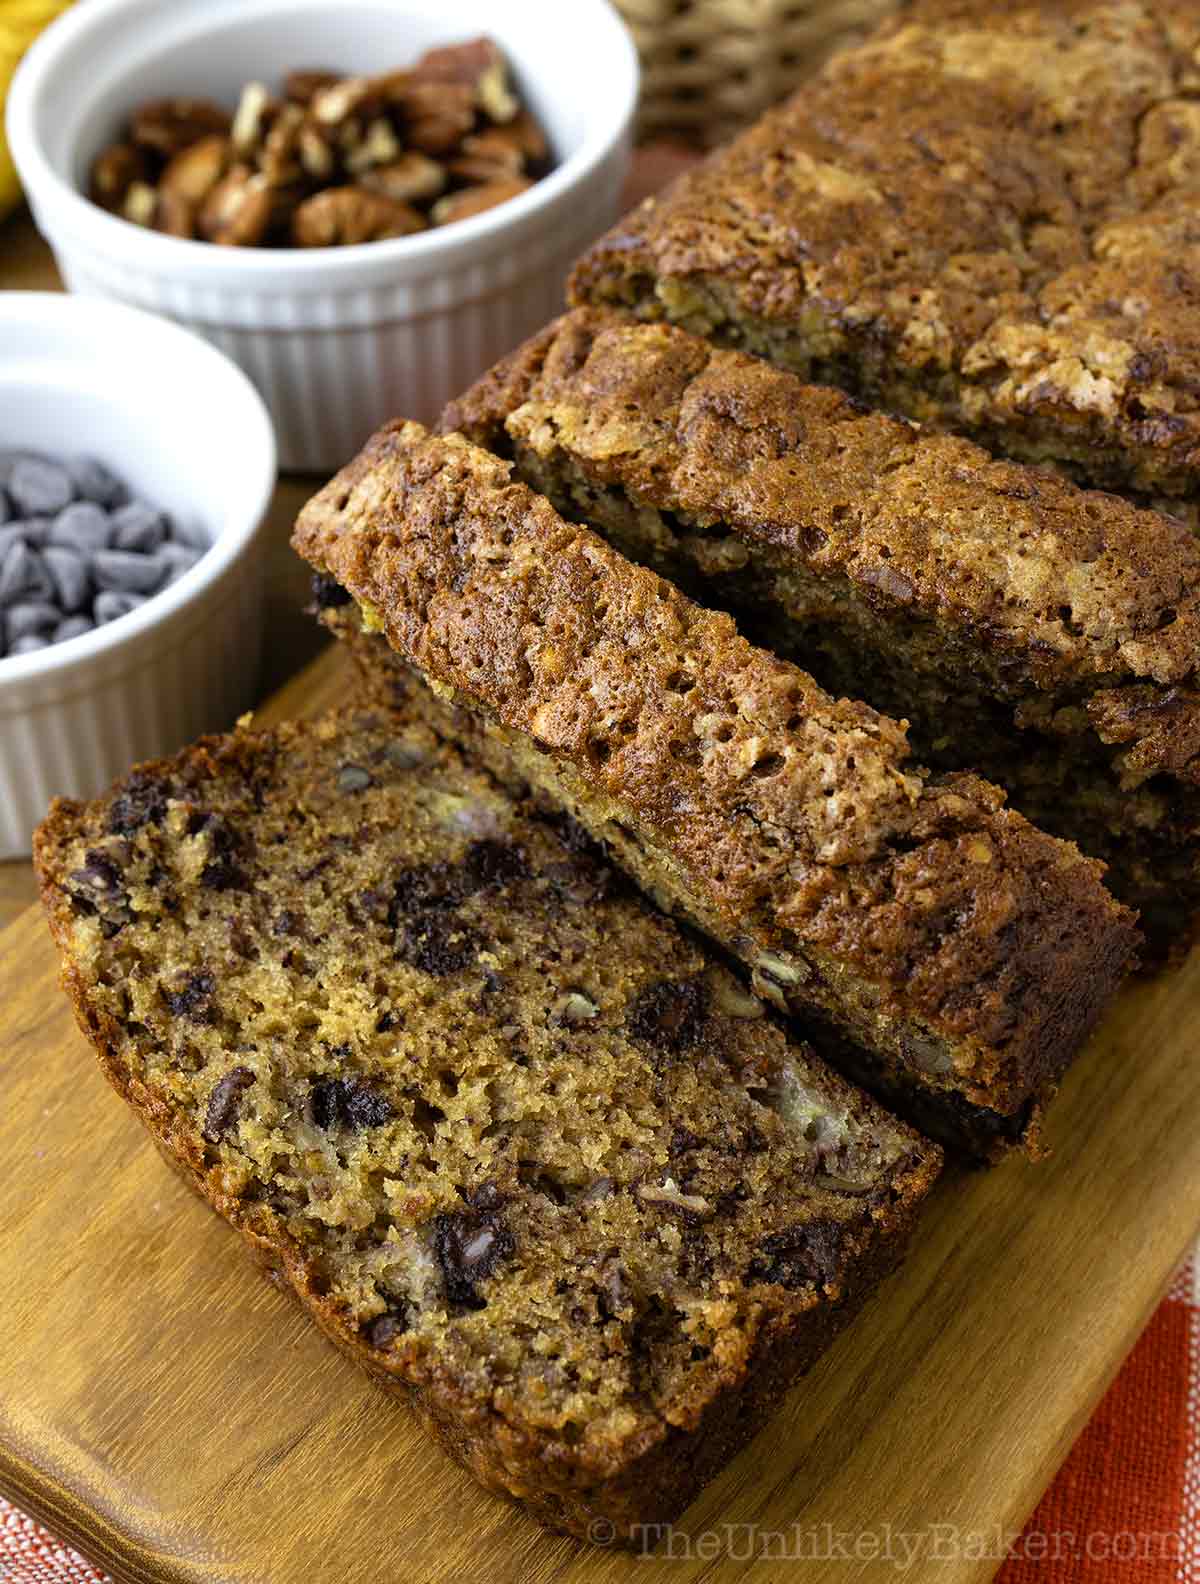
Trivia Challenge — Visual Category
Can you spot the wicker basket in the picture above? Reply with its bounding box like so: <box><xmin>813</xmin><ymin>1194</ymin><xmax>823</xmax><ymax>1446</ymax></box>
<box><xmin>616</xmin><ymin>0</ymin><xmax>899</xmax><ymax>145</ymax></box>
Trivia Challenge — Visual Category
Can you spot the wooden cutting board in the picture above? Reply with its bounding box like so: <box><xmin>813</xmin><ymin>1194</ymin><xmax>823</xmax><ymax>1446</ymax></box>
<box><xmin>2</xmin><ymin>642</ymin><xmax>1199</xmax><ymax>1584</ymax></box>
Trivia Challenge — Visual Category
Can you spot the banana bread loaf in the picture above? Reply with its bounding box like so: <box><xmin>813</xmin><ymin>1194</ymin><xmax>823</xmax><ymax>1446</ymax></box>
<box><xmin>569</xmin><ymin>0</ymin><xmax>1200</xmax><ymax>502</ymax></box>
<box><xmin>444</xmin><ymin>306</ymin><xmax>1200</xmax><ymax>960</ymax></box>
<box><xmin>292</xmin><ymin>421</ymin><xmax>1139</xmax><ymax>1158</ymax></box>
<box><xmin>35</xmin><ymin>705</ymin><xmax>941</xmax><ymax>1543</ymax></box>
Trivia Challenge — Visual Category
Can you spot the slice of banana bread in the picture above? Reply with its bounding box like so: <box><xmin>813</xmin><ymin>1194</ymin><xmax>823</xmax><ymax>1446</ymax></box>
<box><xmin>292</xmin><ymin>421</ymin><xmax>1139</xmax><ymax>1159</ymax></box>
<box><xmin>568</xmin><ymin>0</ymin><xmax>1200</xmax><ymax>502</ymax></box>
<box><xmin>35</xmin><ymin>706</ymin><xmax>941</xmax><ymax>1543</ymax></box>
<box><xmin>443</xmin><ymin>306</ymin><xmax>1200</xmax><ymax>961</ymax></box>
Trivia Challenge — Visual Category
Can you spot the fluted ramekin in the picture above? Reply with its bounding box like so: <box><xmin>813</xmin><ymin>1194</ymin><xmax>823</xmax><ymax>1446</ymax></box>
<box><xmin>0</xmin><ymin>293</ymin><xmax>276</xmax><ymax>858</ymax></box>
<box><xmin>7</xmin><ymin>0</ymin><xmax>638</xmax><ymax>471</ymax></box>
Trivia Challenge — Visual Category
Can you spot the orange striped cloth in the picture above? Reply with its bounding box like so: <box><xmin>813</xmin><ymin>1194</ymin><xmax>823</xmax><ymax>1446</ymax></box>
<box><xmin>2</xmin><ymin>1255</ymin><xmax>1197</xmax><ymax>1582</ymax></box>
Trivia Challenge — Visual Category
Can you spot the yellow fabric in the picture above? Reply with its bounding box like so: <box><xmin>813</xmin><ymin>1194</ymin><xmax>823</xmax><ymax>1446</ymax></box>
<box><xmin>0</xmin><ymin>0</ymin><xmax>75</xmax><ymax>217</ymax></box>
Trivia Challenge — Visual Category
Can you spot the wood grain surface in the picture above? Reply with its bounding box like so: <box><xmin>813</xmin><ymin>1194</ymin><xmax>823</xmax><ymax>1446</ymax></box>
<box><xmin>1</xmin><ymin>643</ymin><xmax>1198</xmax><ymax>1584</ymax></box>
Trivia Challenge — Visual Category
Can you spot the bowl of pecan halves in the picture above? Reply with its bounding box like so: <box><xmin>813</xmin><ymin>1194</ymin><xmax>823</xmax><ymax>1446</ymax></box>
<box><xmin>7</xmin><ymin>0</ymin><xmax>638</xmax><ymax>469</ymax></box>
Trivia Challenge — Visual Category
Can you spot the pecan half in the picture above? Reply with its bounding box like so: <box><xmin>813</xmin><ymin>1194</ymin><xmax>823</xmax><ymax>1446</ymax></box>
<box><xmin>343</xmin><ymin>117</ymin><xmax>403</xmax><ymax>174</ymax></box>
<box><xmin>199</xmin><ymin>166</ymin><xmax>278</xmax><ymax>246</ymax></box>
<box><xmin>392</xmin><ymin>81</ymin><xmax>475</xmax><ymax>155</ymax></box>
<box><xmin>432</xmin><ymin>177</ymin><xmax>532</xmax><ymax>227</ymax></box>
<box><xmin>90</xmin><ymin>143</ymin><xmax>147</xmax><ymax>212</ymax></box>
<box><xmin>358</xmin><ymin>152</ymin><xmax>446</xmax><ymax>203</ymax></box>
<box><xmin>412</xmin><ymin>37</ymin><xmax>518</xmax><ymax>122</ymax></box>
<box><xmin>291</xmin><ymin>186</ymin><xmax>426</xmax><ymax>246</ymax></box>
<box><xmin>284</xmin><ymin>68</ymin><xmax>341</xmax><ymax>106</ymax></box>
<box><xmin>159</xmin><ymin>134</ymin><xmax>231</xmax><ymax>207</ymax></box>
<box><xmin>130</xmin><ymin>98</ymin><xmax>231</xmax><ymax>158</ymax></box>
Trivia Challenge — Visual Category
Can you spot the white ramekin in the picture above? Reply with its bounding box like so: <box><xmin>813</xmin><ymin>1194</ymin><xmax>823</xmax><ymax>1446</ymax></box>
<box><xmin>7</xmin><ymin>0</ymin><xmax>638</xmax><ymax>471</ymax></box>
<box><xmin>0</xmin><ymin>292</ymin><xmax>276</xmax><ymax>859</ymax></box>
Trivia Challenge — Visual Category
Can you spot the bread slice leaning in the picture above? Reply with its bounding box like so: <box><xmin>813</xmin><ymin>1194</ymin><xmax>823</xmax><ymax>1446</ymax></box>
<box><xmin>292</xmin><ymin>421</ymin><xmax>1139</xmax><ymax>1159</ymax></box>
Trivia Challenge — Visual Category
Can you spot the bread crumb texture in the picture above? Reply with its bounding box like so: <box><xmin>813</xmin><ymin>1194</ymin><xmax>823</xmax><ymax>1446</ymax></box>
<box><xmin>34</xmin><ymin>707</ymin><xmax>938</xmax><ymax>1536</ymax></box>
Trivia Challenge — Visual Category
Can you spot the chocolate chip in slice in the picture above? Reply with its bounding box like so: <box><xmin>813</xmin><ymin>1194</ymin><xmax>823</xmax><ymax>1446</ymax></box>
<box><xmin>365</xmin><ymin>1305</ymin><xmax>410</xmax><ymax>1349</ymax></box>
<box><xmin>433</xmin><ymin>1197</ymin><xmax>514</xmax><ymax>1309</ymax></box>
<box><xmin>310</xmin><ymin>572</ymin><xmax>352</xmax><ymax>609</ymax></box>
<box><xmin>307</xmin><ymin>1075</ymin><xmax>393</xmax><ymax>1132</ymax></box>
<box><xmin>203</xmin><ymin>1066</ymin><xmax>255</xmax><ymax>1142</ymax></box>
<box><xmin>108</xmin><ymin>771</ymin><xmax>173</xmax><ymax>834</ymax></box>
<box><xmin>162</xmin><ymin>970</ymin><xmax>217</xmax><ymax>1023</ymax></box>
<box><xmin>626</xmin><ymin>976</ymin><xmax>710</xmax><ymax>1058</ymax></box>
<box><xmin>746</xmin><ymin>1214</ymin><xmax>856</xmax><ymax>1291</ymax></box>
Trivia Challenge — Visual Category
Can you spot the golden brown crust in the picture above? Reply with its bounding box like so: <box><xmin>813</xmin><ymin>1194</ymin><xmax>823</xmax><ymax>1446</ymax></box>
<box><xmin>446</xmin><ymin>306</ymin><xmax>1200</xmax><ymax>713</ymax></box>
<box><xmin>442</xmin><ymin>307</ymin><xmax>1200</xmax><ymax>959</ymax></box>
<box><xmin>292</xmin><ymin>422</ymin><xmax>1139</xmax><ymax>1147</ymax></box>
<box><xmin>568</xmin><ymin>0</ymin><xmax>1200</xmax><ymax>497</ymax></box>
<box><xmin>34</xmin><ymin>710</ymin><xmax>940</xmax><ymax>1542</ymax></box>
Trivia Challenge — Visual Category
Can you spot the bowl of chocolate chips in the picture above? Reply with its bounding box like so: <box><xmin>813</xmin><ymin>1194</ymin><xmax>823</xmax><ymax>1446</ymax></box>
<box><xmin>7</xmin><ymin>0</ymin><xmax>638</xmax><ymax>469</ymax></box>
<box><xmin>0</xmin><ymin>292</ymin><xmax>275</xmax><ymax>857</ymax></box>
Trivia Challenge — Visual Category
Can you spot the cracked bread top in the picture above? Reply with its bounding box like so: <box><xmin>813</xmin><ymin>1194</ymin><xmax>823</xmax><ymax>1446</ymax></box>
<box><xmin>569</xmin><ymin>0</ymin><xmax>1200</xmax><ymax>495</ymax></box>
<box><xmin>444</xmin><ymin>306</ymin><xmax>1200</xmax><ymax>788</ymax></box>
<box><xmin>293</xmin><ymin>421</ymin><xmax>1138</xmax><ymax>1091</ymax></box>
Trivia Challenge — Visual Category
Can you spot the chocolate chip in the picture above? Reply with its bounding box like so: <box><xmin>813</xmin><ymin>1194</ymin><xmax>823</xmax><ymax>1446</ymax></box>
<box><xmin>462</xmin><ymin>838</ymin><xmax>527</xmax><ymax>890</ymax></box>
<box><xmin>162</xmin><ymin>970</ymin><xmax>216</xmax><ymax>1022</ymax></box>
<box><xmin>109</xmin><ymin>501</ymin><xmax>166</xmax><ymax>553</ymax></box>
<box><xmin>108</xmin><ymin>771</ymin><xmax>172</xmax><ymax>834</ymax></box>
<box><xmin>469</xmin><ymin>1179</ymin><xmax>502</xmax><ymax>1212</ymax></box>
<box><xmin>307</xmin><ymin>1076</ymin><xmax>393</xmax><ymax>1131</ymax></box>
<box><xmin>65</xmin><ymin>849</ymin><xmax>132</xmax><ymax>931</ymax></box>
<box><xmin>365</xmin><ymin>1305</ymin><xmax>409</xmax><ymax>1348</ymax></box>
<box><xmin>433</xmin><ymin>1198</ymin><xmax>514</xmax><ymax>1309</ymax></box>
<box><xmin>7</xmin><ymin>633</ymin><xmax>47</xmax><ymax>655</ymax></box>
<box><xmin>626</xmin><ymin>977</ymin><xmax>710</xmax><ymax>1057</ymax></box>
<box><xmin>0</xmin><ymin>541</ymin><xmax>51</xmax><ymax>606</ymax></box>
<box><xmin>156</xmin><ymin>541</ymin><xmax>203</xmax><ymax>582</ymax></box>
<box><xmin>50</xmin><ymin>501</ymin><xmax>111</xmax><ymax>553</ymax></box>
<box><xmin>66</xmin><ymin>455</ymin><xmax>125</xmax><ymax>507</ymax></box>
<box><xmin>336</xmin><ymin>763</ymin><xmax>372</xmax><ymax>793</ymax></box>
<box><xmin>746</xmin><ymin>1215</ymin><xmax>854</xmax><ymax>1291</ymax></box>
<box><xmin>342</xmin><ymin>1078</ymin><xmax>393</xmax><ymax>1129</ymax></box>
<box><xmin>7</xmin><ymin>601</ymin><xmax>59</xmax><ymax>640</ymax></box>
<box><xmin>190</xmin><ymin>812</ymin><xmax>249</xmax><ymax>892</ymax></box>
<box><xmin>41</xmin><ymin>546</ymin><xmax>91</xmax><ymax>612</ymax></box>
<box><xmin>54</xmin><ymin>615</ymin><xmax>93</xmax><ymax>644</ymax></box>
<box><xmin>387</xmin><ymin>860</ymin><xmax>457</xmax><ymax>920</ymax></box>
<box><xmin>94</xmin><ymin>590</ymin><xmax>145</xmax><ymax>625</ymax></box>
<box><xmin>395</xmin><ymin>912</ymin><xmax>480</xmax><ymax>976</ymax></box>
<box><xmin>67</xmin><ymin>850</ymin><xmax>123</xmax><ymax>898</ymax></box>
<box><xmin>9</xmin><ymin>458</ymin><xmax>72</xmax><ymax>516</ymax></box>
<box><xmin>307</xmin><ymin>1078</ymin><xmax>341</xmax><ymax>1130</ymax></box>
<box><xmin>203</xmin><ymin>1065</ymin><xmax>254</xmax><ymax>1142</ymax></box>
<box><xmin>93</xmin><ymin>548</ymin><xmax>167</xmax><ymax>595</ymax></box>
<box><xmin>311</xmin><ymin>572</ymin><xmax>352</xmax><ymax>609</ymax></box>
